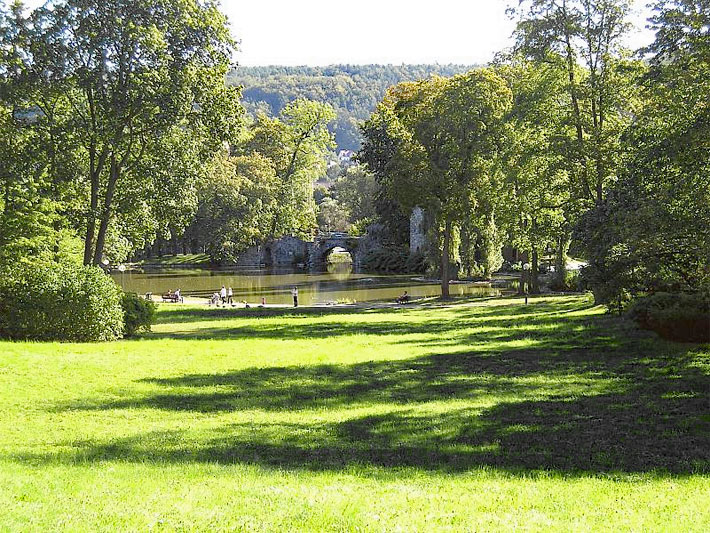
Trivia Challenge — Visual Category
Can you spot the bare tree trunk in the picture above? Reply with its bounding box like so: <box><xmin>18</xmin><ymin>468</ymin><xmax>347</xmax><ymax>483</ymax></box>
<box><xmin>554</xmin><ymin>234</ymin><xmax>571</xmax><ymax>288</ymax></box>
<box><xmin>531</xmin><ymin>248</ymin><xmax>540</xmax><ymax>294</ymax></box>
<box><xmin>84</xmin><ymin>172</ymin><xmax>99</xmax><ymax>265</ymax></box>
<box><xmin>441</xmin><ymin>217</ymin><xmax>451</xmax><ymax>300</ymax></box>
<box><xmin>92</xmin><ymin>158</ymin><xmax>119</xmax><ymax>265</ymax></box>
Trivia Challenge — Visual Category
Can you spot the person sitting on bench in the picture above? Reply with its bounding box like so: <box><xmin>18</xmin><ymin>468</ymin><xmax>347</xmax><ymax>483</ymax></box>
<box><xmin>162</xmin><ymin>289</ymin><xmax>183</xmax><ymax>303</ymax></box>
<box><xmin>397</xmin><ymin>291</ymin><xmax>410</xmax><ymax>304</ymax></box>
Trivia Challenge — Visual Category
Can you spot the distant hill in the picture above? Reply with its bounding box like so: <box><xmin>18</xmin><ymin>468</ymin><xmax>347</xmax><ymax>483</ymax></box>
<box><xmin>227</xmin><ymin>64</ymin><xmax>479</xmax><ymax>151</ymax></box>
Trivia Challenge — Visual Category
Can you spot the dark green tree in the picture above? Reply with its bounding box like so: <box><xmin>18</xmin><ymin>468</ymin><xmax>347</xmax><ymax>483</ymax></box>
<box><xmin>581</xmin><ymin>0</ymin><xmax>710</xmax><ymax>299</ymax></box>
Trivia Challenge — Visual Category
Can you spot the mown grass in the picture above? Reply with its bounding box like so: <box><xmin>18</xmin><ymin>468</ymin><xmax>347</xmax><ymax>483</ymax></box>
<box><xmin>135</xmin><ymin>253</ymin><xmax>211</xmax><ymax>267</ymax></box>
<box><xmin>1</xmin><ymin>295</ymin><xmax>708</xmax><ymax>531</ymax></box>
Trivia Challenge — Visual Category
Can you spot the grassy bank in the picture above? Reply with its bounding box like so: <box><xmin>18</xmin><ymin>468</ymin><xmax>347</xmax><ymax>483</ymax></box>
<box><xmin>1</xmin><ymin>295</ymin><xmax>708</xmax><ymax>531</ymax></box>
<box><xmin>134</xmin><ymin>253</ymin><xmax>211</xmax><ymax>267</ymax></box>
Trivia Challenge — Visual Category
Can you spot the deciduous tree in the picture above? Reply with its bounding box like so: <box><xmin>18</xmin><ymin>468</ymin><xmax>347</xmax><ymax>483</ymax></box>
<box><xmin>6</xmin><ymin>0</ymin><xmax>242</xmax><ymax>265</ymax></box>
<box><xmin>361</xmin><ymin>69</ymin><xmax>512</xmax><ymax>298</ymax></box>
<box><xmin>243</xmin><ymin>99</ymin><xmax>336</xmax><ymax>240</ymax></box>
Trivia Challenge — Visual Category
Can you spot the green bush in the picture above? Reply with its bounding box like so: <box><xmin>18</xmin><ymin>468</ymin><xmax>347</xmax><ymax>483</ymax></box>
<box><xmin>0</xmin><ymin>263</ymin><xmax>124</xmax><ymax>342</ymax></box>
<box><xmin>361</xmin><ymin>247</ymin><xmax>405</xmax><ymax>273</ymax></box>
<box><xmin>405</xmin><ymin>251</ymin><xmax>428</xmax><ymax>274</ymax></box>
<box><xmin>550</xmin><ymin>270</ymin><xmax>582</xmax><ymax>292</ymax></box>
<box><xmin>121</xmin><ymin>292</ymin><xmax>157</xmax><ymax>337</ymax></box>
<box><xmin>628</xmin><ymin>292</ymin><xmax>710</xmax><ymax>342</ymax></box>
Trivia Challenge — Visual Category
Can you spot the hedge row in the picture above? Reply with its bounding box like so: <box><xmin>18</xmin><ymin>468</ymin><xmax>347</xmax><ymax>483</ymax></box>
<box><xmin>628</xmin><ymin>292</ymin><xmax>710</xmax><ymax>343</ymax></box>
<box><xmin>361</xmin><ymin>248</ymin><xmax>427</xmax><ymax>274</ymax></box>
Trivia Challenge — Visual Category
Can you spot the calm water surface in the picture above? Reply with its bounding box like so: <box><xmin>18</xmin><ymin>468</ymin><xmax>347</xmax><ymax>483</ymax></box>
<box><xmin>112</xmin><ymin>264</ymin><xmax>504</xmax><ymax>305</ymax></box>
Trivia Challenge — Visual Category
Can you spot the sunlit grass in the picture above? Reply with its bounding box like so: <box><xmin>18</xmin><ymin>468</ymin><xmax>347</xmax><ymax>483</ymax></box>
<box><xmin>134</xmin><ymin>253</ymin><xmax>210</xmax><ymax>267</ymax></box>
<box><xmin>1</xmin><ymin>295</ymin><xmax>708</xmax><ymax>531</ymax></box>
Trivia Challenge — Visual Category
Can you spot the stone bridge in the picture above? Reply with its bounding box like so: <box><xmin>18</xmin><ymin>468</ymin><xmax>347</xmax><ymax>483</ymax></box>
<box><xmin>309</xmin><ymin>233</ymin><xmax>363</xmax><ymax>268</ymax></box>
<box><xmin>236</xmin><ymin>233</ymin><xmax>364</xmax><ymax>269</ymax></box>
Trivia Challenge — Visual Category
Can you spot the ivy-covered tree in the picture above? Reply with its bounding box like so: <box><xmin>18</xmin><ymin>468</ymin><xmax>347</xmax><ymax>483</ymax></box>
<box><xmin>330</xmin><ymin>164</ymin><xmax>378</xmax><ymax>224</ymax></box>
<box><xmin>509</xmin><ymin>0</ymin><xmax>643</xmax><ymax>301</ymax></box>
<box><xmin>580</xmin><ymin>0</ymin><xmax>710</xmax><ymax>300</ymax></box>
<box><xmin>510</xmin><ymin>0</ymin><xmax>634</xmax><ymax>206</ymax></box>
<box><xmin>185</xmin><ymin>151</ymin><xmax>278</xmax><ymax>264</ymax></box>
<box><xmin>496</xmin><ymin>60</ymin><xmax>577</xmax><ymax>291</ymax></box>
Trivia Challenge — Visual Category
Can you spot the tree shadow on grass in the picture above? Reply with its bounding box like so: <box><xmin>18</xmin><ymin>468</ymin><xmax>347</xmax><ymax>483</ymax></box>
<box><xmin>66</xmin><ymin>309</ymin><xmax>637</xmax><ymax>415</ymax></box>
<box><xmin>21</xmin><ymin>383</ymin><xmax>709</xmax><ymax>474</ymax></box>
<box><xmin>146</xmin><ymin>301</ymin><xmax>602</xmax><ymax>342</ymax></box>
<box><xmin>153</xmin><ymin>296</ymin><xmax>593</xmax><ymax>329</ymax></box>
<box><xmin>40</xmin><ymin>347</ymin><xmax>709</xmax><ymax>474</ymax></box>
<box><xmin>155</xmin><ymin>305</ymin><xmax>382</xmax><ymax>325</ymax></box>
<box><xmin>18</xmin><ymin>297</ymin><xmax>709</xmax><ymax>475</ymax></box>
<box><xmin>60</xmin><ymin>348</ymin><xmax>610</xmax><ymax>413</ymax></box>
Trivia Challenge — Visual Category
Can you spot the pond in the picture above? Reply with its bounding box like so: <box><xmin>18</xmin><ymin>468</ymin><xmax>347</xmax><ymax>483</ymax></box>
<box><xmin>112</xmin><ymin>264</ymin><xmax>508</xmax><ymax>306</ymax></box>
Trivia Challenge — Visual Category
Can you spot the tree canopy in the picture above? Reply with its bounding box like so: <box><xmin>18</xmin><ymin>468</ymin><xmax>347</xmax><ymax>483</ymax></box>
<box><xmin>1</xmin><ymin>0</ymin><xmax>241</xmax><ymax>265</ymax></box>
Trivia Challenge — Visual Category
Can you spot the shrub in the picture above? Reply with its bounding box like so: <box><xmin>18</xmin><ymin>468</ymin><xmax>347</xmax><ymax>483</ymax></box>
<box><xmin>460</xmin><ymin>262</ymin><xmax>486</xmax><ymax>280</ymax></box>
<box><xmin>628</xmin><ymin>292</ymin><xmax>710</xmax><ymax>343</ymax></box>
<box><xmin>350</xmin><ymin>217</ymin><xmax>375</xmax><ymax>237</ymax></box>
<box><xmin>361</xmin><ymin>247</ymin><xmax>408</xmax><ymax>273</ymax></box>
<box><xmin>404</xmin><ymin>251</ymin><xmax>428</xmax><ymax>274</ymax></box>
<box><xmin>121</xmin><ymin>292</ymin><xmax>157</xmax><ymax>337</ymax></box>
<box><xmin>0</xmin><ymin>263</ymin><xmax>124</xmax><ymax>342</ymax></box>
<box><xmin>361</xmin><ymin>247</ymin><xmax>427</xmax><ymax>274</ymax></box>
<box><xmin>550</xmin><ymin>270</ymin><xmax>582</xmax><ymax>292</ymax></box>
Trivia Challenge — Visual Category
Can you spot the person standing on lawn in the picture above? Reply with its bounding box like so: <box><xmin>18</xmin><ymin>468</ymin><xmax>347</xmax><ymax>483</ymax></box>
<box><xmin>227</xmin><ymin>286</ymin><xmax>233</xmax><ymax>305</ymax></box>
<box><xmin>220</xmin><ymin>285</ymin><xmax>227</xmax><ymax>304</ymax></box>
<box><xmin>292</xmin><ymin>286</ymin><xmax>298</xmax><ymax>307</ymax></box>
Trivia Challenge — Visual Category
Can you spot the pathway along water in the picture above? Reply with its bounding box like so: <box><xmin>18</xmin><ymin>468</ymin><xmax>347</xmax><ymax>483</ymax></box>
<box><xmin>112</xmin><ymin>263</ymin><xmax>506</xmax><ymax>306</ymax></box>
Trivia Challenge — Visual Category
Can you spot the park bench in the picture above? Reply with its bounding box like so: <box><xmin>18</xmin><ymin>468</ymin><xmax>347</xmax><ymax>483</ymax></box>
<box><xmin>162</xmin><ymin>292</ymin><xmax>184</xmax><ymax>303</ymax></box>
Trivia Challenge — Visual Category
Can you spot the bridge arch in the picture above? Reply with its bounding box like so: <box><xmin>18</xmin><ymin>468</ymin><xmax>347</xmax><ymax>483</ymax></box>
<box><xmin>321</xmin><ymin>244</ymin><xmax>354</xmax><ymax>264</ymax></box>
<box><xmin>309</xmin><ymin>235</ymin><xmax>362</xmax><ymax>269</ymax></box>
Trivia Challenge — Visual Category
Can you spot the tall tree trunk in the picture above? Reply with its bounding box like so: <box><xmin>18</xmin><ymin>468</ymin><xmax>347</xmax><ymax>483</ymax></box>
<box><xmin>531</xmin><ymin>248</ymin><xmax>540</xmax><ymax>294</ymax></box>
<box><xmin>83</xmin><ymin>147</ymin><xmax>108</xmax><ymax>265</ymax></box>
<box><xmin>554</xmin><ymin>234</ymin><xmax>571</xmax><ymax>288</ymax></box>
<box><xmin>92</xmin><ymin>158</ymin><xmax>119</xmax><ymax>265</ymax></box>
<box><xmin>441</xmin><ymin>216</ymin><xmax>452</xmax><ymax>300</ymax></box>
<box><xmin>561</xmin><ymin>0</ymin><xmax>593</xmax><ymax>202</ymax></box>
<box><xmin>83</xmin><ymin>173</ymin><xmax>99</xmax><ymax>265</ymax></box>
<box><xmin>46</xmin><ymin>118</ymin><xmax>62</xmax><ymax>263</ymax></box>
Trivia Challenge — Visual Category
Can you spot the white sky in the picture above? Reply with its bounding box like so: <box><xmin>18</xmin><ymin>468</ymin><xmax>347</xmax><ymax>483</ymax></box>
<box><xmin>225</xmin><ymin>0</ymin><xmax>657</xmax><ymax>66</ymax></box>
<box><xmin>22</xmin><ymin>0</ymin><xmax>657</xmax><ymax>66</ymax></box>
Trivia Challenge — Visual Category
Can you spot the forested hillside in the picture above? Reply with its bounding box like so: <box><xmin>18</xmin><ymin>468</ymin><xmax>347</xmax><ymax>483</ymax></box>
<box><xmin>228</xmin><ymin>64</ymin><xmax>478</xmax><ymax>150</ymax></box>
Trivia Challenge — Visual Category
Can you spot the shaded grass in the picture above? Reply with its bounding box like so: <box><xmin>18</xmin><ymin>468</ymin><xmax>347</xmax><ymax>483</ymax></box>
<box><xmin>1</xmin><ymin>295</ymin><xmax>709</xmax><ymax>531</ymax></box>
<box><xmin>135</xmin><ymin>253</ymin><xmax>210</xmax><ymax>267</ymax></box>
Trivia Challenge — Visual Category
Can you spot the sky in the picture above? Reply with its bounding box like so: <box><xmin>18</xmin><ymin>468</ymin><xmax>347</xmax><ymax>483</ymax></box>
<box><xmin>224</xmin><ymin>0</ymin><xmax>657</xmax><ymax>66</ymax></box>
<box><xmin>22</xmin><ymin>0</ymin><xmax>657</xmax><ymax>66</ymax></box>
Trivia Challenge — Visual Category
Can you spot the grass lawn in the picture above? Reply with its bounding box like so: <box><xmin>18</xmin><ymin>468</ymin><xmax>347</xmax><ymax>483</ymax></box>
<box><xmin>135</xmin><ymin>253</ymin><xmax>211</xmax><ymax>267</ymax></box>
<box><xmin>1</xmin><ymin>295</ymin><xmax>708</xmax><ymax>531</ymax></box>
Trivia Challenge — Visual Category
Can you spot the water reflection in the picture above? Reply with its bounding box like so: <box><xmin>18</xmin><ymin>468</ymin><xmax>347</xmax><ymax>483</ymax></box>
<box><xmin>112</xmin><ymin>265</ymin><xmax>503</xmax><ymax>306</ymax></box>
<box><xmin>326</xmin><ymin>261</ymin><xmax>353</xmax><ymax>280</ymax></box>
